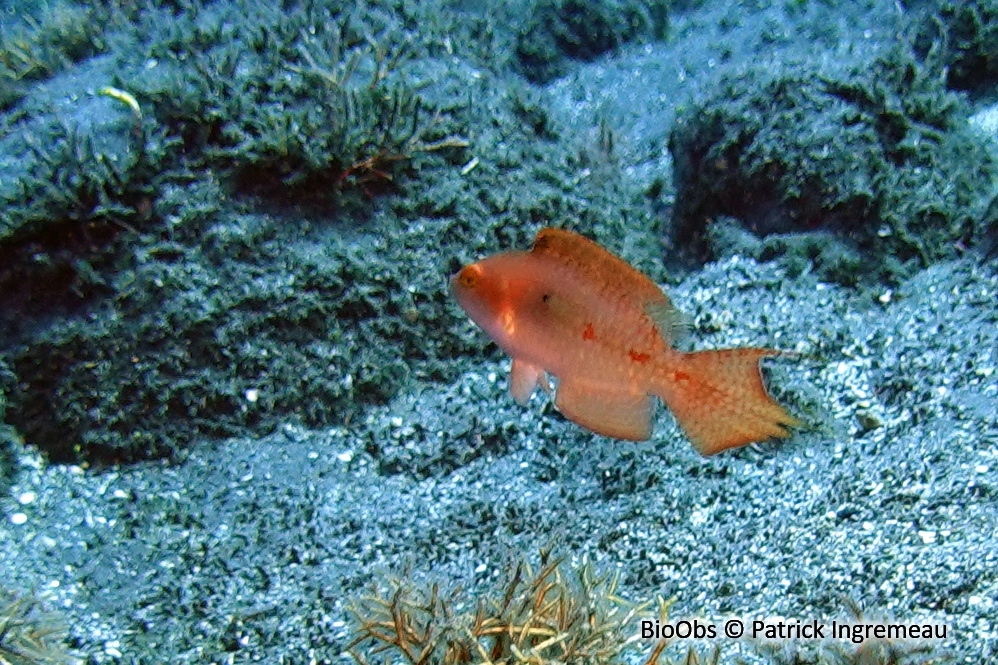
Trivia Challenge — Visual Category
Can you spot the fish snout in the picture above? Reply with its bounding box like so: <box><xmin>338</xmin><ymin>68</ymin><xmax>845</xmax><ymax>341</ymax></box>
<box><xmin>449</xmin><ymin>263</ymin><xmax>484</xmax><ymax>306</ymax></box>
<box><xmin>453</xmin><ymin>263</ymin><xmax>483</xmax><ymax>290</ymax></box>
<box><xmin>451</xmin><ymin>263</ymin><xmax>504</xmax><ymax>331</ymax></box>
<box><xmin>449</xmin><ymin>265</ymin><xmax>472</xmax><ymax>308</ymax></box>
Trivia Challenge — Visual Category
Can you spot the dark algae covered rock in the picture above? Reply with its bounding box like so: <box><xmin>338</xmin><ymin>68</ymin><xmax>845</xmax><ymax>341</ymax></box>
<box><xmin>0</xmin><ymin>0</ymin><xmax>467</xmax><ymax>464</ymax></box>
<box><xmin>913</xmin><ymin>0</ymin><xmax>998</xmax><ymax>94</ymax></box>
<box><xmin>668</xmin><ymin>48</ymin><xmax>994</xmax><ymax>285</ymax></box>
<box><xmin>516</xmin><ymin>0</ymin><xmax>669</xmax><ymax>83</ymax></box>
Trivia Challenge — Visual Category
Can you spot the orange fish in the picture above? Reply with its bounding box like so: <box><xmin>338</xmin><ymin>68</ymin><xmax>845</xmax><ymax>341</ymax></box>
<box><xmin>450</xmin><ymin>228</ymin><xmax>800</xmax><ymax>456</ymax></box>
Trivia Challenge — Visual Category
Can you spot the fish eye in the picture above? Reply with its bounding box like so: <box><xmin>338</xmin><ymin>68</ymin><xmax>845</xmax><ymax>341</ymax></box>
<box><xmin>458</xmin><ymin>265</ymin><xmax>481</xmax><ymax>289</ymax></box>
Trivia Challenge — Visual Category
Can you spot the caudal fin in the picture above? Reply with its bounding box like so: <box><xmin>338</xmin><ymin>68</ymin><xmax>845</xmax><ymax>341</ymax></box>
<box><xmin>652</xmin><ymin>348</ymin><xmax>800</xmax><ymax>456</ymax></box>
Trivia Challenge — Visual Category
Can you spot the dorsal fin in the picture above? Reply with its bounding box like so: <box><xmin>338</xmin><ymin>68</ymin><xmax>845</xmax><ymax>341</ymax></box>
<box><xmin>531</xmin><ymin>228</ymin><xmax>685</xmax><ymax>344</ymax></box>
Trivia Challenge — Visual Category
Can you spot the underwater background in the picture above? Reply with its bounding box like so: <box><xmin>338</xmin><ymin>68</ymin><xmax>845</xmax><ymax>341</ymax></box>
<box><xmin>1</xmin><ymin>0</ymin><xmax>997</xmax><ymax>662</ymax></box>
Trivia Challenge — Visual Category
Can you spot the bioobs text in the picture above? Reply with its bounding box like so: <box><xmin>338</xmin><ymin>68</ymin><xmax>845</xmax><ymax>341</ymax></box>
<box><xmin>641</xmin><ymin>619</ymin><xmax>716</xmax><ymax>640</ymax></box>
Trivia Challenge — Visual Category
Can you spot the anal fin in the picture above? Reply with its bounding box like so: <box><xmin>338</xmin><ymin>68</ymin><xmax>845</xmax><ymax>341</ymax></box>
<box><xmin>555</xmin><ymin>377</ymin><xmax>653</xmax><ymax>441</ymax></box>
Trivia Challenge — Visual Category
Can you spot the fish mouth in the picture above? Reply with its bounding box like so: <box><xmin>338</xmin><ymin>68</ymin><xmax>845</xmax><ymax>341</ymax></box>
<box><xmin>449</xmin><ymin>263</ymin><xmax>483</xmax><ymax>309</ymax></box>
<box><xmin>449</xmin><ymin>267</ymin><xmax>497</xmax><ymax>336</ymax></box>
<box><xmin>448</xmin><ymin>271</ymin><xmax>464</xmax><ymax>300</ymax></box>
<box><xmin>449</xmin><ymin>271</ymin><xmax>472</xmax><ymax>313</ymax></box>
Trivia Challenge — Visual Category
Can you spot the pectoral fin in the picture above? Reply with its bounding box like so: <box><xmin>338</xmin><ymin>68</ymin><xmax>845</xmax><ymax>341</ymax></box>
<box><xmin>510</xmin><ymin>358</ymin><xmax>550</xmax><ymax>404</ymax></box>
<box><xmin>554</xmin><ymin>377</ymin><xmax>653</xmax><ymax>441</ymax></box>
<box><xmin>645</xmin><ymin>301</ymin><xmax>689</xmax><ymax>345</ymax></box>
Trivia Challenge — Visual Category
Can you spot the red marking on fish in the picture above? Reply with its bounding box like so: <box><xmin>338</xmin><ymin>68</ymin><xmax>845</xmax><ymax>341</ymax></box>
<box><xmin>629</xmin><ymin>349</ymin><xmax>651</xmax><ymax>364</ymax></box>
